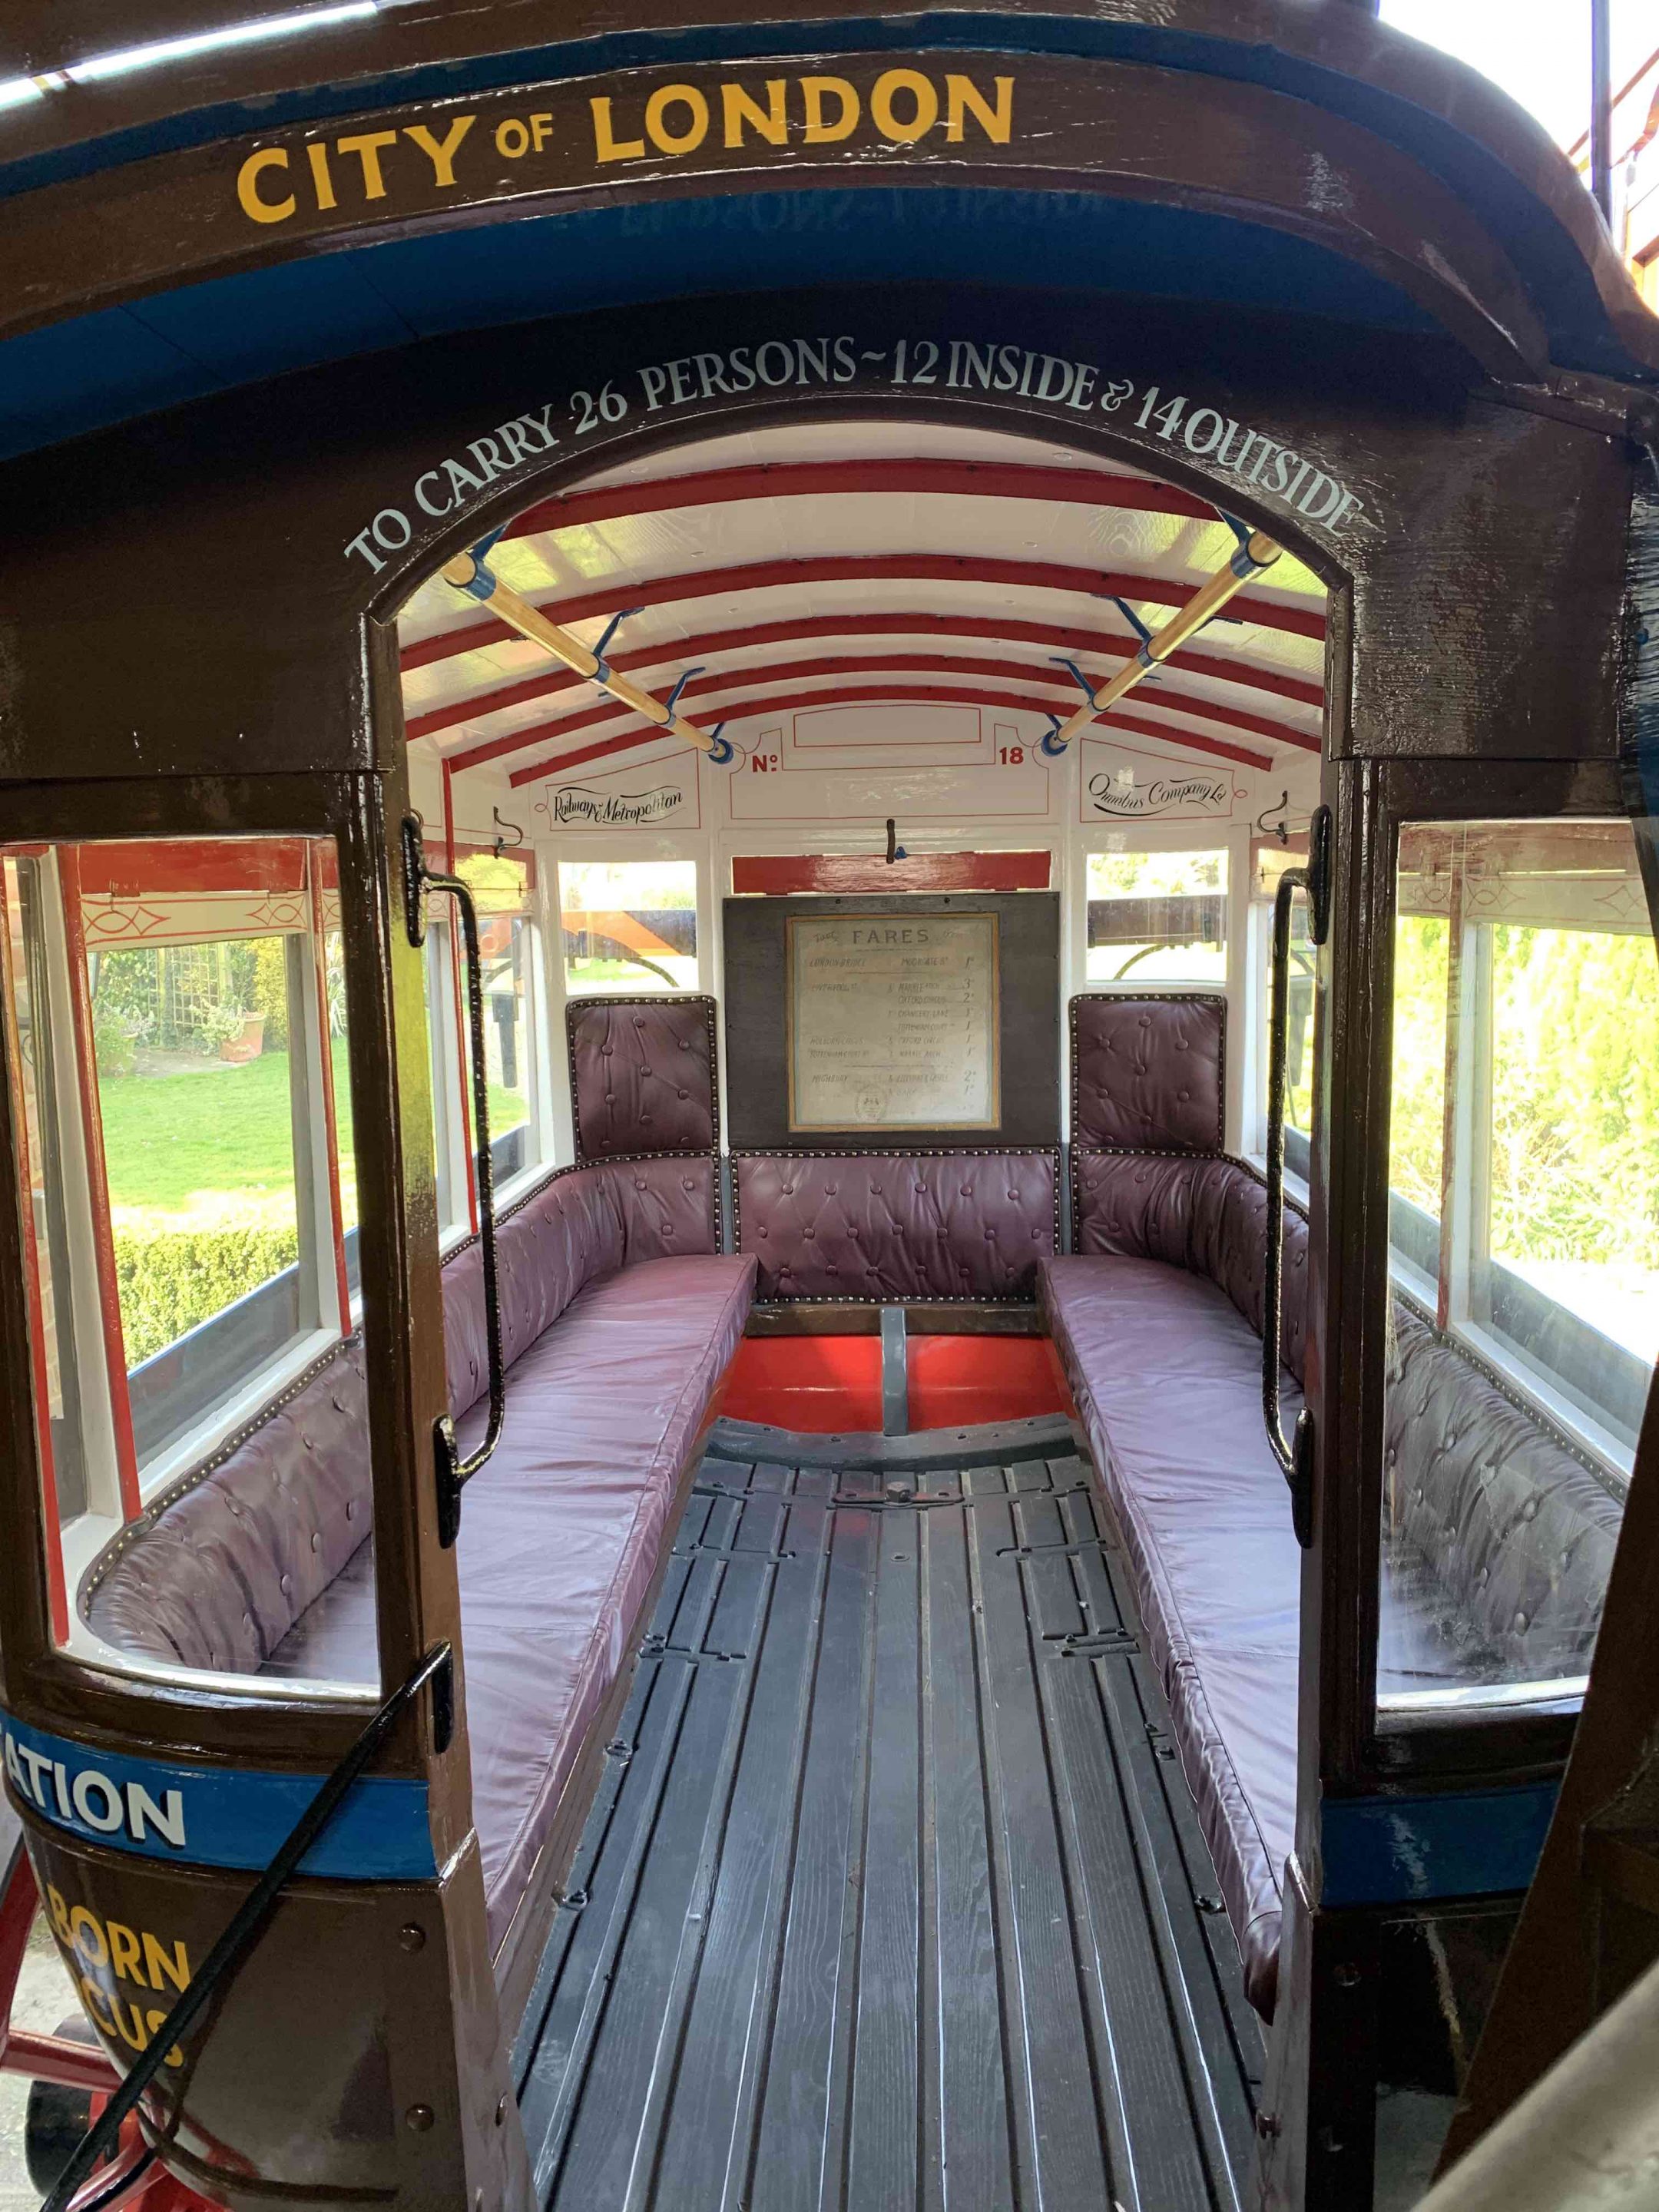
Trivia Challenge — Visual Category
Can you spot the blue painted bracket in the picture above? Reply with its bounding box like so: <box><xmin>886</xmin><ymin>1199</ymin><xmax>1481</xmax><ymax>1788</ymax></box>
<box><xmin>1051</xmin><ymin>654</ymin><xmax>1104</xmax><ymax>707</ymax></box>
<box><xmin>707</xmin><ymin>720</ymin><xmax>736</xmax><ymax>766</ymax></box>
<box><xmin>663</xmin><ymin>664</ymin><xmax>704</xmax><ymax>719</ymax></box>
<box><xmin>591</xmin><ymin>604</ymin><xmax>642</xmax><ymax>680</ymax></box>
<box><xmin>449</xmin><ymin>525</ymin><xmax>508</xmax><ymax>603</ymax></box>
<box><xmin>1220</xmin><ymin>510</ymin><xmax>1270</xmax><ymax>578</ymax></box>
<box><xmin>1038</xmin><ymin>713</ymin><xmax>1069</xmax><ymax>759</ymax></box>
<box><xmin>1104</xmin><ymin>599</ymin><xmax>1159</xmax><ymax>674</ymax></box>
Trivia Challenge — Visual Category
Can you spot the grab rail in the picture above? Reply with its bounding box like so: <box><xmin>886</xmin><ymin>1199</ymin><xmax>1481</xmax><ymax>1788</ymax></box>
<box><xmin>1263</xmin><ymin>805</ymin><xmax>1330</xmax><ymax>1550</ymax></box>
<box><xmin>402</xmin><ymin>816</ymin><xmax>505</xmax><ymax>1547</ymax></box>
<box><xmin>41</xmin><ymin>1644</ymin><xmax>454</xmax><ymax>2212</ymax></box>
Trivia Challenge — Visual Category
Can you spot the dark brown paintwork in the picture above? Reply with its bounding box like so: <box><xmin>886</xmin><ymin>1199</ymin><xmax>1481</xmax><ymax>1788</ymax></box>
<box><xmin>0</xmin><ymin>1</ymin><xmax>1651</xmax><ymax>380</ymax></box>
<box><xmin>0</xmin><ymin>51</ymin><xmax>1549</xmax><ymax>386</ymax></box>
<box><xmin>0</xmin><ymin>14</ymin><xmax>1655</xmax><ymax>2211</ymax></box>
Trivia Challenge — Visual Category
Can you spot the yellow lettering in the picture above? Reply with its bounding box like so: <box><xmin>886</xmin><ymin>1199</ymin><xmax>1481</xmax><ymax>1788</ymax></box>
<box><xmin>142</xmin><ymin>1931</ymin><xmax>191</xmax><ymax>1995</ymax></box>
<box><xmin>721</xmin><ymin>80</ymin><xmax>787</xmax><ymax>149</ymax></box>
<box><xmin>306</xmin><ymin>140</ymin><xmax>336</xmax><ymax>209</ymax></box>
<box><xmin>144</xmin><ymin>2012</ymin><xmax>185</xmax><ymax>2069</ymax></box>
<box><xmin>107</xmin><ymin>1921</ymin><xmax>146</xmax><ymax>1987</ymax></box>
<box><xmin>404</xmin><ymin>116</ymin><xmax>475</xmax><ymax>187</ymax></box>
<box><xmin>495</xmin><ymin>116</ymin><xmax>530</xmax><ymax>157</ymax></box>
<box><xmin>45</xmin><ymin>1886</ymin><xmax>73</xmax><ymax>1947</ymax></box>
<box><xmin>111</xmin><ymin>1997</ymin><xmax>149</xmax><ymax>2055</ymax></box>
<box><xmin>68</xmin><ymin>1906</ymin><xmax>107</xmax><ymax>1970</ymax></box>
<box><xmin>530</xmin><ymin>112</ymin><xmax>554</xmax><ymax>151</ymax></box>
<box><xmin>236</xmin><ymin>147</ymin><xmax>296</xmax><ymax>224</ymax></box>
<box><xmin>78</xmin><ymin>1976</ymin><xmax>116</xmax><ymax>2038</ymax></box>
<box><xmin>591</xmin><ymin>96</ymin><xmax>646</xmax><ymax>163</ymax></box>
<box><xmin>336</xmin><ymin>130</ymin><xmax>399</xmax><ymax>200</ymax></box>
<box><xmin>644</xmin><ymin>85</ymin><xmax>710</xmax><ymax>157</ymax></box>
<box><xmin>800</xmin><ymin>77</ymin><xmax>859</xmax><ymax>145</ymax></box>
<box><xmin>945</xmin><ymin>73</ymin><xmax>1013</xmax><ymax>144</ymax></box>
<box><xmin>871</xmin><ymin>69</ymin><xmax>938</xmax><ymax>144</ymax></box>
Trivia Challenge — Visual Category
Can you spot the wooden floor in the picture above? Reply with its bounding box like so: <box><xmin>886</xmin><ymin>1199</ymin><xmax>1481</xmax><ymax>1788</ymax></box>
<box><xmin>514</xmin><ymin>1413</ymin><xmax>1262</xmax><ymax>2212</ymax></box>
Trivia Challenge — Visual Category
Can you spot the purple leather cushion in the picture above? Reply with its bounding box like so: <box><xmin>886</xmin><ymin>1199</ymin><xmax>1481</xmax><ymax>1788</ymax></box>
<box><xmin>1041</xmin><ymin>1253</ymin><xmax>1299</xmax><ymax>2018</ymax></box>
<box><xmin>451</xmin><ymin>1253</ymin><xmax>756</xmax><ymax>1948</ymax></box>
<box><xmin>1074</xmin><ymin>1152</ymin><xmax>1310</xmax><ymax>1389</ymax></box>
<box><xmin>1384</xmin><ymin>1306</ymin><xmax>1620</xmax><ymax>1680</ymax></box>
<box><xmin>568</xmin><ymin>997</ymin><xmax>717</xmax><ymax>1160</ymax></box>
<box><xmin>84</xmin><ymin>1345</ymin><xmax>372</xmax><ymax>1672</ymax></box>
<box><xmin>1071</xmin><ymin>994</ymin><xmax>1225</xmax><ymax>1154</ymax></box>
<box><xmin>735</xmin><ymin>1152</ymin><xmax>1057</xmax><ymax>1301</ymax></box>
<box><xmin>443</xmin><ymin>1157</ymin><xmax>717</xmax><ymax>1420</ymax></box>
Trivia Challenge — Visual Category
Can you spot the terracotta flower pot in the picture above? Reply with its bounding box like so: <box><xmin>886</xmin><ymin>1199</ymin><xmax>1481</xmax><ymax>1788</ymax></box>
<box><xmin>218</xmin><ymin>1013</ymin><xmax>266</xmax><ymax>1064</ymax></box>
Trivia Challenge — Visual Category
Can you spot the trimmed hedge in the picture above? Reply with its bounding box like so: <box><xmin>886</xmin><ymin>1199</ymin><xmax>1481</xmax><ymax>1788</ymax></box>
<box><xmin>114</xmin><ymin>1224</ymin><xmax>300</xmax><ymax>1366</ymax></box>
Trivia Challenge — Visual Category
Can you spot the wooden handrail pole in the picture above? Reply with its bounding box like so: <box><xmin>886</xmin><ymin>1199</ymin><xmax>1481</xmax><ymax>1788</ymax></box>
<box><xmin>442</xmin><ymin>553</ymin><xmax>716</xmax><ymax>753</ymax></box>
<box><xmin>1052</xmin><ymin>528</ymin><xmax>1283</xmax><ymax>747</ymax></box>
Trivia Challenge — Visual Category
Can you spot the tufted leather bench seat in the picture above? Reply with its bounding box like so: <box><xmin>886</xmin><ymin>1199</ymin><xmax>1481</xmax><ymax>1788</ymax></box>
<box><xmin>733</xmin><ymin>1151</ymin><xmax>1059</xmax><ymax>1302</ymax></box>
<box><xmin>84</xmin><ymin>1153</ymin><xmax>754</xmax><ymax>1963</ymax></box>
<box><xmin>1047</xmin><ymin>994</ymin><xmax>1622</xmax><ymax>2022</ymax></box>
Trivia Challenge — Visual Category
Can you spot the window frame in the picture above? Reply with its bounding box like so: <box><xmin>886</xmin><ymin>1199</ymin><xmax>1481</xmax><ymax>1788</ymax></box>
<box><xmin>555</xmin><ymin>847</ymin><xmax>704</xmax><ymax>1003</ymax></box>
<box><xmin>1078</xmin><ymin>826</ymin><xmax>1237</xmax><ymax>994</ymax></box>
<box><xmin>1383</xmin><ymin>817</ymin><xmax>1658</xmax><ymax>1482</ymax></box>
<box><xmin>3</xmin><ymin>839</ymin><xmax>358</xmax><ymax>1545</ymax></box>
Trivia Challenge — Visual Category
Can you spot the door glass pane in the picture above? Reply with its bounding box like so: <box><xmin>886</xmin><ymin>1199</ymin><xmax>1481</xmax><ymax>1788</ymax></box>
<box><xmin>1378</xmin><ymin>819</ymin><xmax>1651</xmax><ymax>1717</ymax></box>
<box><xmin>1</xmin><ymin>835</ymin><xmax>376</xmax><ymax>1693</ymax></box>
<box><xmin>1086</xmin><ymin>847</ymin><xmax>1227</xmax><ymax>984</ymax></box>
<box><xmin>456</xmin><ymin>852</ymin><xmax>535</xmax><ymax>1184</ymax></box>
<box><xmin>560</xmin><ymin>859</ymin><xmax>698</xmax><ymax>993</ymax></box>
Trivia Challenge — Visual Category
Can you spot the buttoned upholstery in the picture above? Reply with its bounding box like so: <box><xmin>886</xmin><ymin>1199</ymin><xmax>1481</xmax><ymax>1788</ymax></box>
<box><xmin>1382</xmin><ymin>1305</ymin><xmax>1619</xmax><ymax>1683</ymax></box>
<box><xmin>1071</xmin><ymin>992</ymin><xmax>1225</xmax><ymax>1154</ymax></box>
<box><xmin>734</xmin><ymin>1151</ymin><xmax>1058</xmax><ymax>1301</ymax></box>
<box><xmin>568</xmin><ymin>995</ymin><xmax>717</xmax><ymax>1161</ymax></box>
<box><xmin>1052</xmin><ymin>989</ymin><xmax>1617</xmax><ymax>2023</ymax></box>
<box><xmin>84</xmin><ymin>1152</ymin><xmax>752</xmax><ymax>1962</ymax></box>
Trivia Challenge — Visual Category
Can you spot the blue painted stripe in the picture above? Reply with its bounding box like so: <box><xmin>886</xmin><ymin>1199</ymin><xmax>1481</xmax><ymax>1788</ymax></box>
<box><xmin>2</xmin><ymin>1706</ymin><xmax>435</xmax><ymax>1880</ymax></box>
<box><xmin>1320</xmin><ymin>1782</ymin><xmax>1558</xmax><ymax>1908</ymax></box>
<box><xmin>0</xmin><ymin>186</ymin><xmax>1432</xmax><ymax>462</ymax></box>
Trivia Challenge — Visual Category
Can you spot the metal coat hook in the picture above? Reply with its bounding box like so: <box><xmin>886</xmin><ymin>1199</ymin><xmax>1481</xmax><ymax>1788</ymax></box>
<box><xmin>1255</xmin><ymin>790</ymin><xmax>1295</xmax><ymax>846</ymax></box>
<box><xmin>886</xmin><ymin>818</ymin><xmax>908</xmax><ymax>864</ymax></box>
<box><xmin>492</xmin><ymin>806</ymin><xmax>525</xmax><ymax>855</ymax></box>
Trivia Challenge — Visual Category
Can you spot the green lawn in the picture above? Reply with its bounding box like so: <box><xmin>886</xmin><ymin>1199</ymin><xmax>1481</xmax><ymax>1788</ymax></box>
<box><xmin>98</xmin><ymin>1040</ymin><xmax>527</xmax><ymax>1228</ymax></box>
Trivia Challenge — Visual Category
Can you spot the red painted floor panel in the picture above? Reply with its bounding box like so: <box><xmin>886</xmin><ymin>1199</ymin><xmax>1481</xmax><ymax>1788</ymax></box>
<box><xmin>722</xmin><ymin>1333</ymin><xmax>1072</xmax><ymax>1433</ymax></box>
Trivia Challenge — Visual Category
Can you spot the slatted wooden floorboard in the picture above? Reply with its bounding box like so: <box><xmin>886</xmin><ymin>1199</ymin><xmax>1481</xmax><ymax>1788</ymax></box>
<box><xmin>515</xmin><ymin>1414</ymin><xmax>1263</xmax><ymax>2212</ymax></box>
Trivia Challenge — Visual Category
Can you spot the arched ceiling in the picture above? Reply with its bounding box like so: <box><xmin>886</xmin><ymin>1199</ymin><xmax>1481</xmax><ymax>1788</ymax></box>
<box><xmin>396</xmin><ymin>419</ymin><xmax>1328</xmax><ymax>792</ymax></box>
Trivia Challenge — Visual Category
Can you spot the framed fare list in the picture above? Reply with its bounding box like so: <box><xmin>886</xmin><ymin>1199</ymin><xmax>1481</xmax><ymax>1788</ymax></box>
<box><xmin>721</xmin><ymin>892</ymin><xmax>1059</xmax><ymax>1152</ymax></box>
<box><xmin>786</xmin><ymin>912</ymin><xmax>1000</xmax><ymax>1132</ymax></box>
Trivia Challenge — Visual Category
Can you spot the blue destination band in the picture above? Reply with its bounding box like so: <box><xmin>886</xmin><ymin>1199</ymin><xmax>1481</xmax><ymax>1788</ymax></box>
<box><xmin>1</xmin><ymin>1706</ymin><xmax>435</xmax><ymax>1881</ymax></box>
<box><xmin>1320</xmin><ymin>1782</ymin><xmax>1558</xmax><ymax>1909</ymax></box>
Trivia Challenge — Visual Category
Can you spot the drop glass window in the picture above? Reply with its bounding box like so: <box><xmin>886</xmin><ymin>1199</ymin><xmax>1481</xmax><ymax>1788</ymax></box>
<box><xmin>1</xmin><ymin>835</ymin><xmax>375</xmax><ymax>1692</ymax></box>
<box><xmin>1377</xmin><ymin>819</ymin><xmax>1653</xmax><ymax>1718</ymax></box>
<box><xmin>1085</xmin><ymin>847</ymin><xmax>1227</xmax><ymax>985</ymax></box>
<box><xmin>456</xmin><ymin>849</ymin><xmax>540</xmax><ymax>1186</ymax></box>
<box><xmin>560</xmin><ymin>859</ymin><xmax>698</xmax><ymax>994</ymax></box>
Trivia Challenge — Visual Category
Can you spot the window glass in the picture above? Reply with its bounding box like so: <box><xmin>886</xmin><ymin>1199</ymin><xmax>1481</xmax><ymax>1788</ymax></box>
<box><xmin>1385</xmin><ymin>826</ymin><xmax>1452</xmax><ymax>1282</ymax></box>
<box><xmin>1</xmin><ymin>835</ymin><xmax>374</xmax><ymax>1693</ymax></box>
<box><xmin>1</xmin><ymin>856</ymin><xmax>88</xmax><ymax>1526</ymax></box>
<box><xmin>456</xmin><ymin>852</ymin><xmax>535</xmax><ymax>1184</ymax></box>
<box><xmin>1378</xmin><ymin>818</ymin><xmax>1651</xmax><ymax>1720</ymax></box>
<box><xmin>560</xmin><ymin>859</ymin><xmax>698</xmax><ymax>993</ymax></box>
<box><xmin>1086</xmin><ymin>847</ymin><xmax>1227</xmax><ymax>985</ymax></box>
<box><xmin>323</xmin><ymin>926</ymin><xmax>357</xmax><ymax>1237</ymax></box>
<box><xmin>88</xmin><ymin>934</ymin><xmax>305</xmax><ymax>1378</ymax></box>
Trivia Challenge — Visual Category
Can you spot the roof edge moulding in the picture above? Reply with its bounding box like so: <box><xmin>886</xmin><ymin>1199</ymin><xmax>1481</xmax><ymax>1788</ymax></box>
<box><xmin>0</xmin><ymin>1</ymin><xmax>1650</xmax><ymax>475</ymax></box>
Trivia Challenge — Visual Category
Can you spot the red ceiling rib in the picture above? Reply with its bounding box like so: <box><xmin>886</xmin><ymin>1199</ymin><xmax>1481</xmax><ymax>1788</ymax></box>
<box><xmin>445</xmin><ymin>652</ymin><xmax>1316</xmax><ymax>776</ymax></box>
<box><xmin>400</xmin><ymin>554</ymin><xmax>1326</xmax><ymax>672</ymax></box>
<box><xmin>406</xmin><ymin>611</ymin><xmax>1323</xmax><ymax>744</ymax></box>
<box><xmin>502</xmin><ymin>459</ymin><xmax>1221</xmax><ymax>539</ymax></box>
<box><xmin>505</xmin><ymin>683</ymin><xmax>1274</xmax><ymax>787</ymax></box>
